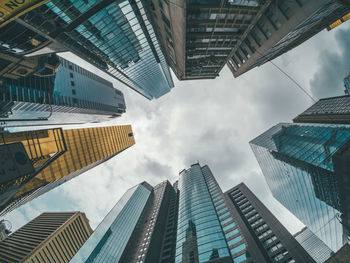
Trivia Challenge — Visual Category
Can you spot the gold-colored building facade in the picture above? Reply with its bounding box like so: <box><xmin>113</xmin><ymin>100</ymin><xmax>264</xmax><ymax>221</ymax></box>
<box><xmin>0</xmin><ymin>212</ymin><xmax>93</xmax><ymax>263</ymax></box>
<box><xmin>1</xmin><ymin>125</ymin><xmax>135</xmax><ymax>215</ymax></box>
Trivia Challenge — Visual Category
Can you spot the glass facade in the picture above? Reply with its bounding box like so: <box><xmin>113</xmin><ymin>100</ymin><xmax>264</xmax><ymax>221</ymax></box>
<box><xmin>175</xmin><ymin>164</ymin><xmax>231</xmax><ymax>262</ymax></box>
<box><xmin>71</xmin><ymin>183</ymin><xmax>152</xmax><ymax>263</ymax></box>
<box><xmin>250</xmin><ymin>122</ymin><xmax>350</xmax><ymax>251</ymax></box>
<box><xmin>0</xmin><ymin>125</ymin><xmax>135</xmax><ymax>216</ymax></box>
<box><xmin>0</xmin><ymin>56</ymin><xmax>126</xmax><ymax>128</ymax></box>
<box><xmin>3</xmin><ymin>0</ymin><xmax>174</xmax><ymax>99</ymax></box>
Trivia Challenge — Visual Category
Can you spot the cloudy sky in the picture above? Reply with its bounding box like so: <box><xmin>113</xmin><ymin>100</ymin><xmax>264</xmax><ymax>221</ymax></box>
<box><xmin>4</xmin><ymin>22</ymin><xmax>350</xmax><ymax>238</ymax></box>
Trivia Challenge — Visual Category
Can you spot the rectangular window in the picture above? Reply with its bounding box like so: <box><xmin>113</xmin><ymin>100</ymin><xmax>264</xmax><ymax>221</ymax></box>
<box><xmin>230</xmin><ymin>243</ymin><xmax>246</xmax><ymax>255</ymax></box>
<box><xmin>72</xmin><ymin>89</ymin><xmax>76</xmax><ymax>95</ymax></box>
<box><xmin>70</xmin><ymin>72</ymin><xmax>74</xmax><ymax>78</ymax></box>
<box><xmin>71</xmin><ymin>81</ymin><xmax>75</xmax><ymax>86</ymax></box>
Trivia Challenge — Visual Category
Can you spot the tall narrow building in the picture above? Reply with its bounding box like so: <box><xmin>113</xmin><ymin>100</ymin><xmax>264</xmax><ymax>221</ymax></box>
<box><xmin>293</xmin><ymin>95</ymin><xmax>350</xmax><ymax>124</ymax></box>
<box><xmin>1</xmin><ymin>55</ymin><xmax>126</xmax><ymax>128</ymax></box>
<box><xmin>71</xmin><ymin>163</ymin><xmax>313</xmax><ymax>263</ymax></box>
<box><xmin>0</xmin><ymin>125</ymin><xmax>135</xmax><ymax>215</ymax></box>
<box><xmin>250</xmin><ymin>122</ymin><xmax>350</xmax><ymax>252</ymax></box>
<box><xmin>147</xmin><ymin>0</ymin><xmax>348</xmax><ymax>80</ymax></box>
<box><xmin>0</xmin><ymin>0</ymin><xmax>173</xmax><ymax>99</ymax></box>
<box><xmin>0</xmin><ymin>212</ymin><xmax>93</xmax><ymax>263</ymax></box>
<box><xmin>344</xmin><ymin>73</ymin><xmax>350</xmax><ymax>95</ymax></box>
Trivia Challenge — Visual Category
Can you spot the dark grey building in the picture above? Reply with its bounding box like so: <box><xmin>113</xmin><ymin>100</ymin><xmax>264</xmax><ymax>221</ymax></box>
<box><xmin>294</xmin><ymin>227</ymin><xmax>333</xmax><ymax>263</ymax></box>
<box><xmin>71</xmin><ymin>164</ymin><xmax>314</xmax><ymax>263</ymax></box>
<box><xmin>293</xmin><ymin>95</ymin><xmax>350</xmax><ymax>124</ymax></box>
<box><xmin>224</xmin><ymin>182</ymin><xmax>314</xmax><ymax>263</ymax></box>
<box><xmin>147</xmin><ymin>0</ymin><xmax>348</xmax><ymax>80</ymax></box>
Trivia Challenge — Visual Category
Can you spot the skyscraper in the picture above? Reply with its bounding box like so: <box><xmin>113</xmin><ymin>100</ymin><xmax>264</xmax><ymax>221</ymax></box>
<box><xmin>293</xmin><ymin>95</ymin><xmax>350</xmax><ymax>124</ymax></box>
<box><xmin>0</xmin><ymin>125</ymin><xmax>135</xmax><ymax>215</ymax></box>
<box><xmin>250</xmin><ymin>122</ymin><xmax>350</xmax><ymax>252</ymax></box>
<box><xmin>0</xmin><ymin>0</ymin><xmax>174</xmax><ymax>99</ymax></box>
<box><xmin>0</xmin><ymin>55</ymin><xmax>126</xmax><ymax>128</ymax></box>
<box><xmin>294</xmin><ymin>227</ymin><xmax>333</xmax><ymax>263</ymax></box>
<box><xmin>147</xmin><ymin>0</ymin><xmax>348</xmax><ymax>80</ymax></box>
<box><xmin>0</xmin><ymin>212</ymin><xmax>93</xmax><ymax>263</ymax></box>
<box><xmin>224</xmin><ymin>182</ymin><xmax>315</xmax><ymax>263</ymax></box>
<box><xmin>71</xmin><ymin>163</ymin><xmax>313</xmax><ymax>263</ymax></box>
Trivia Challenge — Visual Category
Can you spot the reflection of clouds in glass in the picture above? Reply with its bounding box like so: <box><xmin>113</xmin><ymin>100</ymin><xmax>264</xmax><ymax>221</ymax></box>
<box><xmin>250</xmin><ymin>123</ymin><xmax>349</xmax><ymax>251</ymax></box>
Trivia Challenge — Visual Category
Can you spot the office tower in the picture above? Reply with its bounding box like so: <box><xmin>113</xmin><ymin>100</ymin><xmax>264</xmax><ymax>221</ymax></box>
<box><xmin>344</xmin><ymin>74</ymin><xmax>350</xmax><ymax>95</ymax></box>
<box><xmin>0</xmin><ymin>55</ymin><xmax>126</xmax><ymax>128</ymax></box>
<box><xmin>294</xmin><ymin>227</ymin><xmax>333</xmax><ymax>263</ymax></box>
<box><xmin>0</xmin><ymin>0</ymin><xmax>173</xmax><ymax>99</ymax></box>
<box><xmin>0</xmin><ymin>128</ymin><xmax>66</xmax><ymax>213</ymax></box>
<box><xmin>293</xmin><ymin>95</ymin><xmax>350</xmax><ymax>124</ymax></box>
<box><xmin>147</xmin><ymin>0</ymin><xmax>347</xmax><ymax>80</ymax></box>
<box><xmin>224</xmin><ymin>182</ymin><xmax>315</xmax><ymax>263</ymax></box>
<box><xmin>0</xmin><ymin>212</ymin><xmax>93</xmax><ymax>263</ymax></box>
<box><xmin>250</xmin><ymin>123</ymin><xmax>350</xmax><ymax>252</ymax></box>
<box><xmin>70</xmin><ymin>181</ymin><xmax>177</xmax><ymax>263</ymax></box>
<box><xmin>0</xmin><ymin>125</ymin><xmax>135</xmax><ymax>215</ymax></box>
<box><xmin>71</xmin><ymin>163</ymin><xmax>312</xmax><ymax>263</ymax></box>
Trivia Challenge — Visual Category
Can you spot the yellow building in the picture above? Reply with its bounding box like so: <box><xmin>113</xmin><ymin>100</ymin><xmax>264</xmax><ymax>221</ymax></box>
<box><xmin>0</xmin><ymin>125</ymin><xmax>135</xmax><ymax>215</ymax></box>
<box><xmin>0</xmin><ymin>212</ymin><xmax>93</xmax><ymax>263</ymax></box>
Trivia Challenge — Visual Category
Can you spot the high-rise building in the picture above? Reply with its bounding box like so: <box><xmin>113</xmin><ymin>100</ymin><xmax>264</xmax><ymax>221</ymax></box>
<box><xmin>344</xmin><ymin>73</ymin><xmax>350</xmax><ymax>95</ymax></box>
<box><xmin>71</xmin><ymin>163</ymin><xmax>313</xmax><ymax>263</ymax></box>
<box><xmin>224</xmin><ymin>182</ymin><xmax>315</xmax><ymax>263</ymax></box>
<box><xmin>0</xmin><ymin>55</ymin><xmax>126</xmax><ymax>128</ymax></box>
<box><xmin>0</xmin><ymin>0</ymin><xmax>174</xmax><ymax>99</ymax></box>
<box><xmin>0</xmin><ymin>125</ymin><xmax>135</xmax><ymax>215</ymax></box>
<box><xmin>293</xmin><ymin>95</ymin><xmax>350</xmax><ymax>124</ymax></box>
<box><xmin>0</xmin><ymin>212</ymin><xmax>93</xmax><ymax>263</ymax></box>
<box><xmin>147</xmin><ymin>0</ymin><xmax>348</xmax><ymax>80</ymax></box>
<box><xmin>250</xmin><ymin>122</ymin><xmax>350</xmax><ymax>252</ymax></box>
<box><xmin>294</xmin><ymin>227</ymin><xmax>333</xmax><ymax>263</ymax></box>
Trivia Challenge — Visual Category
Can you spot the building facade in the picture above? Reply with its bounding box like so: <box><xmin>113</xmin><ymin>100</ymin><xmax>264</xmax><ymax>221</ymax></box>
<box><xmin>71</xmin><ymin>163</ymin><xmax>312</xmax><ymax>263</ymax></box>
<box><xmin>0</xmin><ymin>125</ymin><xmax>135</xmax><ymax>216</ymax></box>
<box><xmin>1</xmin><ymin>55</ymin><xmax>126</xmax><ymax>129</ymax></box>
<box><xmin>147</xmin><ymin>0</ymin><xmax>348</xmax><ymax>80</ymax></box>
<box><xmin>250</xmin><ymin>122</ymin><xmax>350</xmax><ymax>252</ymax></box>
<box><xmin>0</xmin><ymin>212</ymin><xmax>93</xmax><ymax>263</ymax></box>
<box><xmin>224</xmin><ymin>182</ymin><xmax>315</xmax><ymax>263</ymax></box>
<box><xmin>0</xmin><ymin>0</ymin><xmax>173</xmax><ymax>99</ymax></box>
<box><xmin>293</xmin><ymin>95</ymin><xmax>350</xmax><ymax>124</ymax></box>
<box><xmin>294</xmin><ymin>227</ymin><xmax>333</xmax><ymax>263</ymax></box>
<box><xmin>227</xmin><ymin>0</ymin><xmax>348</xmax><ymax>77</ymax></box>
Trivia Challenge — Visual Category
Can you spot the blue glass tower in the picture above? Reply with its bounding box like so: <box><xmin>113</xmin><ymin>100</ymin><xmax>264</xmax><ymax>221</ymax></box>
<box><xmin>250</xmin><ymin>123</ymin><xmax>350</xmax><ymax>252</ymax></box>
<box><xmin>0</xmin><ymin>0</ymin><xmax>174</xmax><ymax>99</ymax></box>
<box><xmin>0</xmin><ymin>56</ymin><xmax>126</xmax><ymax>129</ymax></box>
<box><xmin>176</xmin><ymin>164</ymin><xmax>241</xmax><ymax>262</ymax></box>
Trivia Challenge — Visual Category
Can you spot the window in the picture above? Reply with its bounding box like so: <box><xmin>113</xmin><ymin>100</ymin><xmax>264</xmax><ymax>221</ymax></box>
<box><xmin>263</xmin><ymin>235</ymin><xmax>277</xmax><ymax>246</ymax></box>
<box><xmin>70</xmin><ymin>72</ymin><xmax>74</xmax><ymax>78</ymax></box>
<box><xmin>230</xmin><ymin>243</ymin><xmax>246</xmax><ymax>255</ymax></box>
<box><xmin>71</xmin><ymin>81</ymin><xmax>75</xmax><ymax>86</ymax></box>
<box><xmin>268</xmin><ymin>242</ymin><xmax>283</xmax><ymax>254</ymax></box>
<box><xmin>72</xmin><ymin>89</ymin><xmax>76</xmax><ymax>95</ymax></box>
<box><xmin>68</xmin><ymin>64</ymin><xmax>73</xmax><ymax>70</ymax></box>
<box><xmin>72</xmin><ymin>98</ymin><xmax>78</xmax><ymax>104</ymax></box>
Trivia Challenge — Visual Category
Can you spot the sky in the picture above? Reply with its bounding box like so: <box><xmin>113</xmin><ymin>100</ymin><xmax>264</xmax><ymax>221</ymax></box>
<box><xmin>4</xmin><ymin>22</ymin><xmax>350</xmax><ymax>238</ymax></box>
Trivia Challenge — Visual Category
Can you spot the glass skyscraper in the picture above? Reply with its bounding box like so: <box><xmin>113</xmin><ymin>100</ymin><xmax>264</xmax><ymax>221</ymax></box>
<box><xmin>250</xmin><ymin>123</ymin><xmax>350</xmax><ymax>252</ymax></box>
<box><xmin>1</xmin><ymin>55</ymin><xmax>126</xmax><ymax>129</ymax></box>
<box><xmin>71</xmin><ymin>163</ymin><xmax>312</xmax><ymax>263</ymax></box>
<box><xmin>0</xmin><ymin>0</ymin><xmax>174</xmax><ymax>99</ymax></box>
<box><xmin>344</xmin><ymin>74</ymin><xmax>350</xmax><ymax>95</ymax></box>
<box><xmin>0</xmin><ymin>125</ymin><xmax>135</xmax><ymax>216</ymax></box>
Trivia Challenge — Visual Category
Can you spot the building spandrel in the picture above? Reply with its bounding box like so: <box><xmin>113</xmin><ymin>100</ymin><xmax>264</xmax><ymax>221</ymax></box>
<box><xmin>250</xmin><ymin>122</ymin><xmax>350</xmax><ymax>252</ymax></box>
<box><xmin>0</xmin><ymin>0</ymin><xmax>174</xmax><ymax>99</ymax></box>
<box><xmin>0</xmin><ymin>55</ymin><xmax>126</xmax><ymax>129</ymax></box>
<box><xmin>0</xmin><ymin>125</ymin><xmax>135</xmax><ymax>216</ymax></box>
